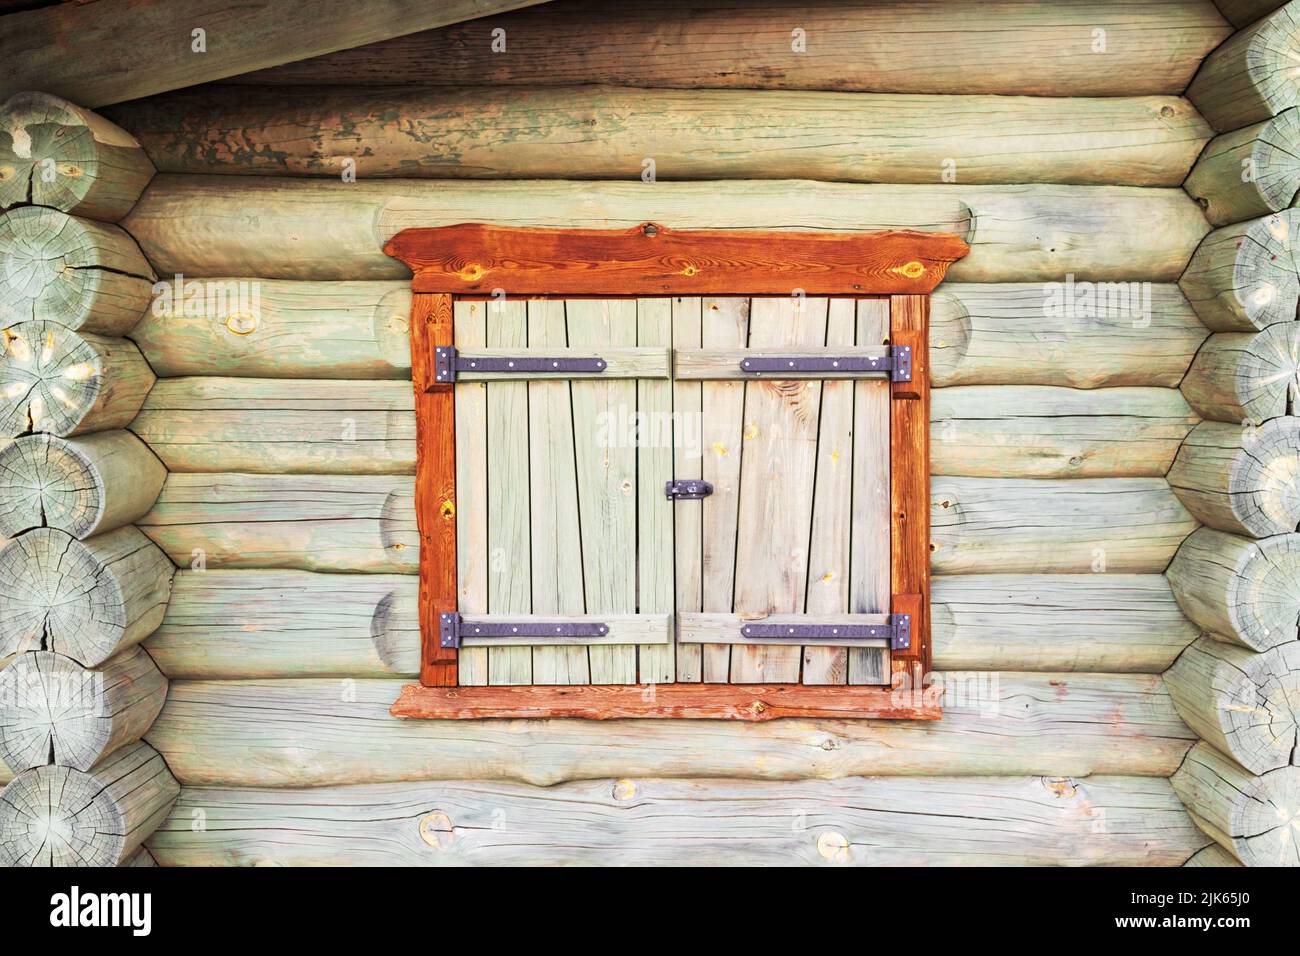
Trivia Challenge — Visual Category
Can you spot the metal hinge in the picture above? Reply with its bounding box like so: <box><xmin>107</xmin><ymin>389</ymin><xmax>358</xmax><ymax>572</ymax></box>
<box><xmin>664</xmin><ymin>479</ymin><xmax>713</xmax><ymax>500</ymax></box>
<box><xmin>738</xmin><ymin>345</ymin><xmax>912</xmax><ymax>383</ymax></box>
<box><xmin>739</xmin><ymin>614</ymin><xmax>912</xmax><ymax>651</ymax></box>
<box><xmin>439</xmin><ymin>612</ymin><xmax>610</xmax><ymax>649</ymax></box>
<box><xmin>433</xmin><ymin>346</ymin><xmax>608</xmax><ymax>384</ymax></box>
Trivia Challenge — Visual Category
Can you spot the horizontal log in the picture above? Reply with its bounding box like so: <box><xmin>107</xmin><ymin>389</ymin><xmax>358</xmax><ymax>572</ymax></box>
<box><xmin>137</xmin><ymin>473</ymin><xmax>418</xmax><ymax>572</ymax></box>
<box><xmin>0</xmin><ymin>91</ymin><xmax>154</xmax><ymax>222</ymax></box>
<box><xmin>0</xmin><ymin>321</ymin><xmax>155</xmax><ymax>438</ymax></box>
<box><xmin>238</xmin><ymin>0</ymin><xmax>1229</xmax><ymax>97</ymax></box>
<box><xmin>121</xmin><ymin>175</ymin><xmax>1209</xmax><ymax>283</ymax></box>
<box><xmin>0</xmin><ymin>207</ymin><xmax>154</xmax><ymax>334</ymax></box>
<box><xmin>129</xmin><ymin>378</ymin><xmax>1194</xmax><ymax>479</ymax></box>
<box><xmin>138</xmin><ymin>473</ymin><xmax>1196</xmax><ymax>575</ymax></box>
<box><xmin>143</xmin><ymin>570</ymin><xmax>1195</xmax><ymax>680</ymax></box>
<box><xmin>931</xmin><ymin>477</ymin><xmax>1197</xmax><ymax>575</ymax></box>
<box><xmin>0</xmin><ymin>431</ymin><xmax>166</xmax><ymax>539</ymax></box>
<box><xmin>0</xmin><ymin>526</ymin><xmax>175</xmax><ymax>666</ymax></box>
<box><xmin>1179</xmin><ymin>210</ymin><xmax>1300</xmax><ymax>331</ymax></box>
<box><xmin>1164</xmin><ymin>636</ymin><xmax>1300</xmax><ymax>775</ymax></box>
<box><xmin>146</xmin><ymin>774</ymin><xmax>1205</xmax><ymax>867</ymax></box>
<box><xmin>930</xmin><ymin>386</ymin><xmax>1196</xmax><ymax>478</ymax></box>
<box><xmin>0</xmin><ymin>0</ymin><xmax>555</xmax><ymax>108</ymax></box>
<box><xmin>0</xmin><ymin>647</ymin><xmax>167</xmax><ymax>772</ymax></box>
<box><xmin>128</xmin><ymin>279</ymin><xmax>1208</xmax><ymax>389</ymax></box>
<box><xmin>1172</xmin><ymin>742</ymin><xmax>1300</xmax><ymax>867</ymax></box>
<box><xmin>1188</xmin><ymin>4</ymin><xmax>1300</xmax><ymax>132</ymax></box>
<box><xmin>145</xmin><ymin>673</ymin><xmax>1196</xmax><ymax>787</ymax></box>
<box><xmin>108</xmin><ymin>85</ymin><xmax>1211</xmax><ymax>187</ymax></box>
<box><xmin>1168</xmin><ymin>418</ymin><xmax>1300</xmax><ymax>537</ymax></box>
<box><xmin>1166</xmin><ymin>528</ymin><xmax>1300</xmax><ymax>650</ymax></box>
<box><xmin>1179</xmin><ymin>324</ymin><xmax>1300</xmax><ymax>423</ymax></box>
<box><xmin>1183</xmin><ymin>110</ymin><xmax>1300</xmax><ymax>226</ymax></box>
<box><xmin>0</xmin><ymin>741</ymin><xmax>178</xmax><ymax>866</ymax></box>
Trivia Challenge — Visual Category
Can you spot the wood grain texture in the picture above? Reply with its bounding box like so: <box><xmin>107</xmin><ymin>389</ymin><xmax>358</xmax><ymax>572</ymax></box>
<box><xmin>890</xmin><ymin>296</ymin><xmax>930</xmax><ymax>674</ymax></box>
<box><xmin>386</xmin><ymin>223</ymin><xmax>969</xmax><ymax>295</ymax></box>
<box><xmin>147</xmin><ymin>774</ymin><xmax>1206</xmax><ymax>867</ymax></box>
<box><xmin>110</xmin><ymin>84</ymin><xmax>1210</xmax><ymax>187</ymax></box>
<box><xmin>391</xmin><ymin>682</ymin><xmax>934</xmax><ymax>720</ymax></box>
<box><xmin>122</xmin><ymin>176</ymin><xmax>1208</xmax><ymax>284</ymax></box>
<box><xmin>236</xmin><ymin>0</ymin><xmax>1229</xmax><ymax>96</ymax></box>
<box><xmin>452</xmin><ymin>301</ymin><xmax>488</xmax><ymax>685</ymax></box>
<box><xmin>1184</xmin><ymin>110</ymin><xmax>1300</xmax><ymax>227</ymax></box>
<box><xmin>1187</xmin><ymin>3</ymin><xmax>1300</xmax><ymax>132</ymax></box>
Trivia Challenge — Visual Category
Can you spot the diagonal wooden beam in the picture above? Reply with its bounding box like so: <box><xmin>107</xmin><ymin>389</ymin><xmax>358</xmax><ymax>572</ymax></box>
<box><xmin>0</xmin><ymin>0</ymin><xmax>553</xmax><ymax>107</ymax></box>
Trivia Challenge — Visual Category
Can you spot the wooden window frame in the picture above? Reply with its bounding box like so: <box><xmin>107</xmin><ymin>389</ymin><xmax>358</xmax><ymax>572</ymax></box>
<box><xmin>385</xmin><ymin>223</ymin><xmax>968</xmax><ymax>720</ymax></box>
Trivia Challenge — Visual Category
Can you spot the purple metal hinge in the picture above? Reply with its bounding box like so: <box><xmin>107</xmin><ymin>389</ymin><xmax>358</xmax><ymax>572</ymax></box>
<box><xmin>739</xmin><ymin>345</ymin><xmax>912</xmax><ymax>382</ymax></box>
<box><xmin>434</xmin><ymin>346</ymin><xmax>607</xmax><ymax>384</ymax></box>
<box><xmin>439</xmin><ymin>612</ymin><xmax>611</xmax><ymax>649</ymax></box>
<box><xmin>739</xmin><ymin>614</ymin><xmax>912</xmax><ymax>651</ymax></box>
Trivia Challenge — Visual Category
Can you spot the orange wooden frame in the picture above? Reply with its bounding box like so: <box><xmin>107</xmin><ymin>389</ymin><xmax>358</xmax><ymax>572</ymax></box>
<box><xmin>386</xmin><ymin>224</ymin><xmax>968</xmax><ymax>720</ymax></box>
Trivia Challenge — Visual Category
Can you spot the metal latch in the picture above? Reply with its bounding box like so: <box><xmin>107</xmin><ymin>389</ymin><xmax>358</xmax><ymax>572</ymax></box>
<box><xmin>738</xmin><ymin>345</ymin><xmax>912</xmax><ymax>383</ymax></box>
<box><xmin>434</xmin><ymin>346</ymin><xmax>608</xmax><ymax>384</ymax></box>
<box><xmin>739</xmin><ymin>614</ymin><xmax>912</xmax><ymax>651</ymax></box>
<box><xmin>439</xmin><ymin>612</ymin><xmax>610</xmax><ymax>649</ymax></box>
<box><xmin>665</xmin><ymin>480</ymin><xmax>713</xmax><ymax>500</ymax></box>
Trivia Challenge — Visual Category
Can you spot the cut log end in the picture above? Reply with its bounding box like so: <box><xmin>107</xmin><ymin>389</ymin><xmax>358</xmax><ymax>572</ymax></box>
<box><xmin>0</xmin><ymin>320</ymin><xmax>155</xmax><ymax>438</ymax></box>
<box><xmin>1180</xmin><ymin>323</ymin><xmax>1300</xmax><ymax>424</ymax></box>
<box><xmin>0</xmin><ymin>91</ymin><xmax>154</xmax><ymax>222</ymax></box>
<box><xmin>1189</xmin><ymin>5</ymin><xmax>1300</xmax><ymax>131</ymax></box>
<box><xmin>0</xmin><ymin>648</ymin><xmax>167</xmax><ymax>772</ymax></box>
<box><xmin>0</xmin><ymin>526</ymin><xmax>175</xmax><ymax>666</ymax></box>
<box><xmin>0</xmin><ymin>742</ymin><xmax>178</xmax><ymax>866</ymax></box>
<box><xmin>0</xmin><ymin>207</ymin><xmax>154</xmax><ymax>333</ymax></box>
<box><xmin>1180</xmin><ymin>211</ymin><xmax>1300</xmax><ymax>332</ymax></box>
<box><xmin>1173</xmin><ymin>743</ymin><xmax>1300</xmax><ymax>867</ymax></box>
<box><xmin>1185</xmin><ymin>110</ymin><xmax>1300</xmax><ymax>227</ymax></box>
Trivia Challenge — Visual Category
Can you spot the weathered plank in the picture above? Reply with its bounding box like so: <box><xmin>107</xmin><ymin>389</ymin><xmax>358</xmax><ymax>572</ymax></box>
<box><xmin>122</xmin><ymin>176</ymin><xmax>1208</xmax><ymax>283</ymax></box>
<box><xmin>673</xmin><ymin>298</ymin><xmax>704</xmax><ymax>682</ymax></box>
<box><xmin>453</xmin><ymin>301</ymin><xmax>488</xmax><ymax>685</ymax></box>
<box><xmin>637</xmin><ymin>298</ymin><xmax>675</xmax><ymax>683</ymax></box>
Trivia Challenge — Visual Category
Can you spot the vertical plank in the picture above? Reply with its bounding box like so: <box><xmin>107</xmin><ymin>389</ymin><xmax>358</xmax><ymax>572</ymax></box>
<box><xmin>731</xmin><ymin>296</ymin><xmax>827</xmax><ymax>683</ymax></box>
<box><xmin>410</xmin><ymin>293</ymin><xmax>457</xmax><ymax>687</ymax></box>
<box><xmin>486</xmin><ymin>299</ymin><xmax>532</xmax><ymax>685</ymax></box>
<box><xmin>700</xmin><ymin>297</ymin><xmax>749</xmax><ymax>682</ymax></box>
<box><xmin>850</xmin><ymin>298</ymin><xmax>892</xmax><ymax>684</ymax></box>
<box><xmin>803</xmin><ymin>298</ymin><xmax>855</xmax><ymax>685</ymax></box>
<box><xmin>568</xmin><ymin>299</ymin><xmax>638</xmax><ymax>684</ymax></box>
<box><xmin>637</xmin><ymin>298</ymin><xmax>675</xmax><ymax>684</ymax></box>
<box><xmin>672</xmin><ymin>297</ymin><xmax>704</xmax><ymax>682</ymax></box>
<box><xmin>891</xmin><ymin>294</ymin><xmax>931</xmax><ymax>679</ymax></box>
<box><xmin>527</xmin><ymin>299</ymin><xmax>588</xmax><ymax>684</ymax></box>
<box><xmin>453</xmin><ymin>300</ymin><xmax>488</xmax><ymax>685</ymax></box>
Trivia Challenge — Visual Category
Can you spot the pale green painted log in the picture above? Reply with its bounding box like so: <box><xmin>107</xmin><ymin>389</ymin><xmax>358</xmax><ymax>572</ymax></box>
<box><xmin>0</xmin><ymin>0</ymin><xmax>556</xmax><ymax>108</ymax></box>
<box><xmin>931</xmin><ymin>477</ymin><xmax>1197</xmax><ymax>575</ymax></box>
<box><xmin>1179</xmin><ymin>211</ymin><xmax>1300</xmax><ymax>331</ymax></box>
<box><xmin>109</xmin><ymin>85</ymin><xmax>1211</xmax><ymax>187</ymax></box>
<box><xmin>0</xmin><ymin>526</ymin><xmax>175</xmax><ymax>666</ymax></box>
<box><xmin>127</xmin><ymin>378</ymin><xmax>1196</xmax><ymax>479</ymax></box>
<box><xmin>1183</xmin><ymin>110</ymin><xmax>1300</xmax><ymax>226</ymax></box>
<box><xmin>1166</xmin><ymin>528</ymin><xmax>1300</xmax><ymax>651</ymax></box>
<box><xmin>930</xmin><ymin>386</ymin><xmax>1197</xmax><ymax>479</ymax></box>
<box><xmin>139</xmin><ymin>474</ymin><xmax>1196</xmax><ymax>575</ymax></box>
<box><xmin>931</xmin><ymin>283</ymin><xmax>1206</xmax><ymax>389</ymax></box>
<box><xmin>0</xmin><ymin>430</ymin><xmax>165</xmax><ymax>539</ymax></box>
<box><xmin>1188</xmin><ymin>3</ymin><xmax>1300</xmax><ymax>132</ymax></box>
<box><xmin>0</xmin><ymin>207</ymin><xmax>154</xmax><ymax>333</ymax></box>
<box><xmin>144</xmin><ymin>673</ymin><xmax>1195</xmax><ymax>787</ymax></box>
<box><xmin>143</xmin><ymin>570</ymin><xmax>1195</xmax><ymax>679</ymax></box>
<box><xmin>0</xmin><ymin>741</ymin><xmax>177</xmax><ymax>866</ymax></box>
<box><xmin>146</xmin><ymin>775</ymin><xmax>1206</xmax><ymax>867</ymax></box>
<box><xmin>137</xmin><ymin>473</ymin><xmax>417</xmax><ymax>573</ymax></box>
<box><xmin>1179</xmin><ymin>324</ymin><xmax>1300</xmax><ymax>423</ymax></box>
<box><xmin>130</xmin><ymin>377</ymin><xmax>415</xmax><ymax>475</ymax></box>
<box><xmin>121</xmin><ymin>175</ymin><xmax>1209</xmax><ymax>283</ymax></box>
<box><xmin>0</xmin><ymin>91</ymin><xmax>155</xmax><ymax>222</ymax></box>
<box><xmin>1164</xmin><ymin>636</ymin><xmax>1300</xmax><ymax>775</ymax></box>
<box><xmin>238</xmin><ymin>0</ymin><xmax>1229</xmax><ymax>97</ymax></box>
<box><xmin>1172</xmin><ymin>742</ymin><xmax>1300</xmax><ymax>867</ymax></box>
<box><xmin>0</xmin><ymin>321</ymin><xmax>155</xmax><ymax>438</ymax></box>
<box><xmin>1167</xmin><ymin>418</ymin><xmax>1300</xmax><ymax>537</ymax></box>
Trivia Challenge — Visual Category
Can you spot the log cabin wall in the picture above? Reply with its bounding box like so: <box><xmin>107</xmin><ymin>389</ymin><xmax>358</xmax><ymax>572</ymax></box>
<box><xmin>1</xmin><ymin>0</ymin><xmax>1295</xmax><ymax>866</ymax></box>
